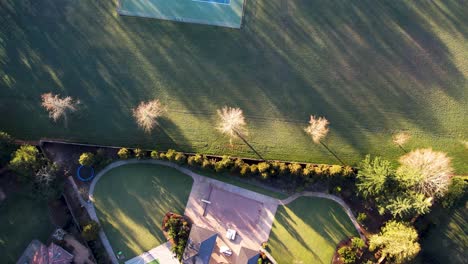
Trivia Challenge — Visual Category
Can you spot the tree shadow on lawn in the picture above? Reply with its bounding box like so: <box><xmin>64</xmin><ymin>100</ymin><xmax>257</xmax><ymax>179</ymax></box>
<box><xmin>94</xmin><ymin>164</ymin><xmax>193</xmax><ymax>257</ymax></box>
<box><xmin>1</xmin><ymin>0</ymin><xmax>467</xmax><ymax>165</ymax></box>
<box><xmin>269</xmin><ymin>197</ymin><xmax>358</xmax><ymax>262</ymax></box>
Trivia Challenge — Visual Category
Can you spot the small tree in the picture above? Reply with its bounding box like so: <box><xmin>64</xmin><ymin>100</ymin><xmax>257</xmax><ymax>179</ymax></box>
<box><xmin>118</xmin><ymin>148</ymin><xmax>131</xmax><ymax>159</ymax></box>
<box><xmin>79</xmin><ymin>152</ymin><xmax>95</xmax><ymax>167</ymax></box>
<box><xmin>356</xmin><ymin>155</ymin><xmax>394</xmax><ymax>198</ymax></box>
<box><xmin>304</xmin><ymin>115</ymin><xmax>329</xmax><ymax>144</ymax></box>
<box><xmin>369</xmin><ymin>221</ymin><xmax>420</xmax><ymax>264</ymax></box>
<box><xmin>132</xmin><ymin>99</ymin><xmax>166</xmax><ymax>133</ymax></box>
<box><xmin>216</xmin><ymin>106</ymin><xmax>247</xmax><ymax>146</ymax></box>
<box><xmin>41</xmin><ymin>93</ymin><xmax>80</xmax><ymax>125</ymax></box>
<box><xmin>34</xmin><ymin>163</ymin><xmax>62</xmax><ymax>200</ymax></box>
<box><xmin>150</xmin><ymin>150</ymin><xmax>159</xmax><ymax>160</ymax></box>
<box><xmin>398</xmin><ymin>148</ymin><xmax>453</xmax><ymax>198</ymax></box>
<box><xmin>9</xmin><ymin>145</ymin><xmax>43</xmax><ymax>180</ymax></box>
<box><xmin>392</xmin><ymin>132</ymin><xmax>411</xmax><ymax>150</ymax></box>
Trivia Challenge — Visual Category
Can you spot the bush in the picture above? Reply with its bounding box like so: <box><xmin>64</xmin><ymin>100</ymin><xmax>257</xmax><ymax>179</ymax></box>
<box><xmin>260</xmin><ymin>172</ymin><xmax>270</xmax><ymax>180</ymax></box>
<box><xmin>315</xmin><ymin>164</ymin><xmax>330</xmax><ymax>176</ymax></box>
<box><xmin>150</xmin><ymin>150</ymin><xmax>159</xmax><ymax>159</ymax></box>
<box><xmin>356</xmin><ymin>212</ymin><xmax>367</xmax><ymax>225</ymax></box>
<box><xmin>240</xmin><ymin>164</ymin><xmax>250</xmax><ymax>177</ymax></box>
<box><xmin>250</xmin><ymin>164</ymin><xmax>258</xmax><ymax>175</ymax></box>
<box><xmin>288</xmin><ymin>163</ymin><xmax>303</xmax><ymax>176</ymax></box>
<box><xmin>117</xmin><ymin>148</ymin><xmax>130</xmax><ymax>159</ymax></box>
<box><xmin>94</xmin><ymin>149</ymin><xmax>112</xmax><ymax>170</ymax></box>
<box><xmin>165</xmin><ymin>149</ymin><xmax>177</xmax><ymax>161</ymax></box>
<box><xmin>302</xmin><ymin>164</ymin><xmax>314</xmax><ymax>178</ymax></box>
<box><xmin>79</xmin><ymin>152</ymin><xmax>95</xmax><ymax>167</ymax></box>
<box><xmin>214</xmin><ymin>156</ymin><xmax>233</xmax><ymax>172</ymax></box>
<box><xmin>174</xmin><ymin>152</ymin><xmax>187</xmax><ymax>164</ymax></box>
<box><xmin>257</xmin><ymin>162</ymin><xmax>270</xmax><ymax>173</ymax></box>
<box><xmin>343</xmin><ymin>166</ymin><xmax>355</xmax><ymax>177</ymax></box>
<box><xmin>159</xmin><ymin>152</ymin><xmax>167</xmax><ymax>159</ymax></box>
<box><xmin>351</xmin><ymin>237</ymin><xmax>365</xmax><ymax>250</ymax></box>
<box><xmin>134</xmin><ymin>148</ymin><xmax>145</xmax><ymax>159</ymax></box>
<box><xmin>188</xmin><ymin>154</ymin><xmax>203</xmax><ymax>166</ymax></box>
<box><xmin>201</xmin><ymin>157</ymin><xmax>212</xmax><ymax>170</ymax></box>
<box><xmin>81</xmin><ymin>221</ymin><xmax>100</xmax><ymax>241</ymax></box>
<box><xmin>441</xmin><ymin>176</ymin><xmax>467</xmax><ymax>209</ymax></box>
<box><xmin>277</xmin><ymin>162</ymin><xmax>289</xmax><ymax>176</ymax></box>
<box><xmin>338</xmin><ymin>246</ymin><xmax>357</xmax><ymax>264</ymax></box>
<box><xmin>0</xmin><ymin>131</ymin><xmax>16</xmax><ymax>166</ymax></box>
<box><xmin>9</xmin><ymin>145</ymin><xmax>43</xmax><ymax>181</ymax></box>
<box><xmin>233</xmin><ymin>158</ymin><xmax>245</xmax><ymax>172</ymax></box>
<box><xmin>329</xmin><ymin>165</ymin><xmax>343</xmax><ymax>176</ymax></box>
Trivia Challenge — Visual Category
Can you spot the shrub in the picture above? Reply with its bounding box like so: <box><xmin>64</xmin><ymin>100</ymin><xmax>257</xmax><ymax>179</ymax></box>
<box><xmin>79</xmin><ymin>152</ymin><xmax>95</xmax><ymax>167</ymax></box>
<box><xmin>150</xmin><ymin>150</ymin><xmax>159</xmax><ymax>159</ymax></box>
<box><xmin>260</xmin><ymin>171</ymin><xmax>270</xmax><ymax>180</ymax></box>
<box><xmin>134</xmin><ymin>148</ymin><xmax>145</xmax><ymax>159</ymax></box>
<box><xmin>9</xmin><ymin>145</ymin><xmax>44</xmax><ymax>181</ymax></box>
<box><xmin>441</xmin><ymin>176</ymin><xmax>467</xmax><ymax>209</ymax></box>
<box><xmin>329</xmin><ymin>165</ymin><xmax>343</xmax><ymax>176</ymax></box>
<box><xmin>159</xmin><ymin>152</ymin><xmax>167</xmax><ymax>159</ymax></box>
<box><xmin>174</xmin><ymin>152</ymin><xmax>187</xmax><ymax>164</ymax></box>
<box><xmin>0</xmin><ymin>131</ymin><xmax>16</xmax><ymax>166</ymax></box>
<box><xmin>81</xmin><ymin>221</ymin><xmax>100</xmax><ymax>241</ymax></box>
<box><xmin>315</xmin><ymin>164</ymin><xmax>330</xmax><ymax>176</ymax></box>
<box><xmin>288</xmin><ymin>163</ymin><xmax>303</xmax><ymax>176</ymax></box>
<box><xmin>188</xmin><ymin>154</ymin><xmax>203</xmax><ymax>166</ymax></box>
<box><xmin>257</xmin><ymin>162</ymin><xmax>270</xmax><ymax>174</ymax></box>
<box><xmin>117</xmin><ymin>148</ymin><xmax>130</xmax><ymax>159</ymax></box>
<box><xmin>343</xmin><ymin>166</ymin><xmax>355</xmax><ymax>177</ymax></box>
<box><xmin>250</xmin><ymin>164</ymin><xmax>258</xmax><ymax>175</ymax></box>
<box><xmin>214</xmin><ymin>156</ymin><xmax>233</xmax><ymax>172</ymax></box>
<box><xmin>277</xmin><ymin>162</ymin><xmax>289</xmax><ymax>176</ymax></box>
<box><xmin>240</xmin><ymin>164</ymin><xmax>250</xmax><ymax>177</ymax></box>
<box><xmin>165</xmin><ymin>149</ymin><xmax>177</xmax><ymax>161</ymax></box>
<box><xmin>351</xmin><ymin>237</ymin><xmax>365</xmax><ymax>250</ymax></box>
<box><xmin>233</xmin><ymin>158</ymin><xmax>245</xmax><ymax>172</ymax></box>
<box><xmin>201</xmin><ymin>157</ymin><xmax>212</xmax><ymax>170</ymax></box>
<box><xmin>338</xmin><ymin>246</ymin><xmax>357</xmax><ymax>264</ymax></box>
<box><xmin>356</xmin><ymin>212</ymin><xmax>367</xmax><ymax>225</ymax></box>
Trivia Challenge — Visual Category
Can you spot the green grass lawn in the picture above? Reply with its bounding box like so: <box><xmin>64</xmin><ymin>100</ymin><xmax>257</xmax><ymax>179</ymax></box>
<box><xmin>93</xmin><ymin>163</ymin><xmax>193</xmax><ymax>259</ymax></box>
<box><xmin>0</xmin><ymin>0</ymin><xmax>467</xmax><ymax>173</ymax></box>
<box><xmin>0</xmin><ymin>192</ymin><xmax>54</xmax><ymax>263</ymax></box>
<box><xmin>268</xmin><ymin>197</ymin><xmax>358</xmax><ymax>264</ymax></box>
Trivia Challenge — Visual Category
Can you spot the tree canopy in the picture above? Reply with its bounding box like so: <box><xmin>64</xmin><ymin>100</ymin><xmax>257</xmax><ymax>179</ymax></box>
<box><xmin>369</xmin><ymin>221</ymin><xmax>420</xmax><ymax>264</ymax></box>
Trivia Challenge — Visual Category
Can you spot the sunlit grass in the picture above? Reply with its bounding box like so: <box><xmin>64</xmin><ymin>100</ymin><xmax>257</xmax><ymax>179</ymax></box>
<box><xmin>268</xmin><ymin>197</ymin><xmax>358</xmax><ymax>264</ymax></box>
<box><xmin>93</xmin><ymin>163</ymin><xmax>193</xmax><ymax>258</ymax></box>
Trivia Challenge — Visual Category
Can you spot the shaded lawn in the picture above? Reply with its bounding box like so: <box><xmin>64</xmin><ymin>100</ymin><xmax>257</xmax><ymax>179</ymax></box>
<box><xmin>0</xmin><ymin>0</ymin><xmax>467</xmax><ymax>173</ymax></box>
<box><xmin>93</xmin><ymin>163</ymin><xmax>193</xmax><ymax>259</ymax></box>
<box><xmin>419</xmin><ymin>203</ymin><xmax>467</xmax><ymax>263</ymax></box>
<box><xmin>0</xmin><ymin>192</ymin><xmax>53</xmax><ymax>263</ymax></box>
<box><xmin>268</xmin><ymin>197</ymin><xmax>358</xmax><ymax>264</ymax></box>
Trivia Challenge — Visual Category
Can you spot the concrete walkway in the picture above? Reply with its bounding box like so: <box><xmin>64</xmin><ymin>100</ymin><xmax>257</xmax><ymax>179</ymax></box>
<box><xmin>84</xmin><ymin>159</ymin><xmax>365</xmax><ymax>264</ymax></box>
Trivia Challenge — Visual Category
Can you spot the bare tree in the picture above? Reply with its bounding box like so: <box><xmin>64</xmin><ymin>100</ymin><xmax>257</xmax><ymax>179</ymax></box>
<box><xmin>41</xmin><ymin>93</ymin><xmax>80</xmax><ymax>125</ymax></box>
<box><xmin>398</xmin><ymin>148</ymin><xmax>453</xmax><ymax>198</ymax></box>
<box><xmin>216</xmin><ymin>106</ymin><xmax>248</xmax><ymax>145</ymax></box>
<box><xmin>35</xmin><ymin>165</ymin><xmax>57</xmax><ymax>187</ymax></box>
<box><xmin>216</xmin><ymin>106</ymin><xmax>263</xmax><ymax>160</ymax></box>
<box><xmin>133</xmin><ymin>99</ymin><xmax>166</xmax><ymax>133</ymax></box>
<box><xmin>304</xmin><ymin>115</ymin><xmax>329</xmax><ymax>144</ymax></box>
<box><xmin>304</xmin><ymin>115</ymin><xmax>344</xmax><ymax>165</ymax></box>
<box><xmin>392</xmin><ymin>132</ymin><xmax>411</xmax><ymax>152</ymax></box>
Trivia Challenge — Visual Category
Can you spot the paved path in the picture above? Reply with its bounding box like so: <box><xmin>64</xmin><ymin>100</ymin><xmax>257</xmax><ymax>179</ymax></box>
<box><xmin>83</xmin><ymin>159</ymin><xmax>365</xmax><ymax>263</ymax></box>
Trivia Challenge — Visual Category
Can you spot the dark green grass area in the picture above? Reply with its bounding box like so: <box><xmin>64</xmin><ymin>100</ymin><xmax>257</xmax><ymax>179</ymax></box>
<box><xmin>268</xmin><ymin>197</ymin><xmax>358</xmax><ymax>264</ymax></box>
<box><xmin>419</xmin><ymin>203</ymin><xmax>467</xmax><ymax>263</ymax></box>
<box><xmin>0</xmin><ymin>193</ymin><xmax>54</xmax><ymax>263</ymax></box>
<box><xmin>93</xmin><ymin>163</ymin><xmax>193</xmax><ymax>258</ymax></box>
<box><xmin>0</xmin><ymin>0</ymin><xmax>467</xmax><ymax>172</ymax></box>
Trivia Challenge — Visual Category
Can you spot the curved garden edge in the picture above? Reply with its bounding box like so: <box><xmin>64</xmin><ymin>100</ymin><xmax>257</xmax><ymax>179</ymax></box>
<box><xmin>84</xmin><ymin>159</ymin><xmax>365</xmax><ymax>264</ymax></box>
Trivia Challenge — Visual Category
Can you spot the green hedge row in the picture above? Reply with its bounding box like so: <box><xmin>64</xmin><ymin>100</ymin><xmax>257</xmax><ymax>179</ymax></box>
<box><xmin>115</xmin><ymin>148</ymin><xmax>355</xmax><ymax>181</ymax></box>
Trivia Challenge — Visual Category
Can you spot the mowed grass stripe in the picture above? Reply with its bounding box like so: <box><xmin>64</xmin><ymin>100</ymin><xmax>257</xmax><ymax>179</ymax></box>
<box><xmin>0</xmin><ymin>0</ymin><xmax>466</xmax><ymax>172</ymax></box>
<box><xmin>268</xmin><ymin>197</ymin><xmax>359</xmax><ymax>264</ymax></box>
<box><xmin>93</xmin><ymin>164</ymin><xmax>193</xmax><ymax>258</ymax></box>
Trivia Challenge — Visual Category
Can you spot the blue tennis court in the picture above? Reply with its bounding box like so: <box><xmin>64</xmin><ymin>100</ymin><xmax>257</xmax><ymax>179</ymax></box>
<box><xmin>118</xmin><ymin>0</ymin><xmax>245</xmax><ymax>28</ymax></box>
